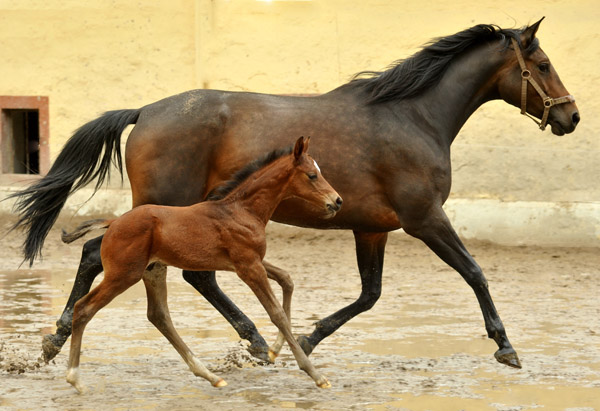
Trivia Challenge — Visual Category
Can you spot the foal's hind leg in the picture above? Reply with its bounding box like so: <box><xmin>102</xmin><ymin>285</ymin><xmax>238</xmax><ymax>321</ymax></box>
<box><xmin>143</xmin><ymin>264</ymin><xmax>225</xmax><ymax>387</ymax></box>
<box><xmin>262</xmin><ymin>260</ymin><xmax>294</xmax><ymax>362</ymax></box>
<box><xmin>66</xmin><ymin>263</ymin><xmax>145</xmax><ymax>393</ymax></box>
<box><xmin>43</xmin><ymin>235</ymin><xmax>104</xmax><ymax>362</ymax></box>
<box><xmin>237</xmin><ymin>261</ymin><xmax>330</xmax><ymax>388</ymax></box>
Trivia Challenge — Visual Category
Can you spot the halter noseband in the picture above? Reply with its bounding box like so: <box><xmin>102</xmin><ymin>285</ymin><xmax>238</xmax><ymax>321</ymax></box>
<box><xmin>511</xmin><ymin>37</ymin><xmax>575</xmax><ymax>130</ymax></box>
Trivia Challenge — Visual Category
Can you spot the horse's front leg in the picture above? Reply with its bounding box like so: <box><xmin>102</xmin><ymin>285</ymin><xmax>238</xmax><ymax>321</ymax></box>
<box><xmin>262</xmin><ymin>260</ymin><xmax>294</xmax><ymax>362</ymax></box>
<box><xmin>43</xmin><ymin>235</ymin><xmax>104</xmax><ymax>362</ymax></box>
<box><xmin>297</xmin><ymin>231</ymin><xmax>388</xmax><ymax>356</ymax></box>
<box><xmin>404</xmin><ymin>206</ymin><xmax>521</xmax><ymax>368</ymax></box>
<box><xmin>182</xmin><ymin>270</ymin><xmax>270</xmax><ymax>362</ymax></box>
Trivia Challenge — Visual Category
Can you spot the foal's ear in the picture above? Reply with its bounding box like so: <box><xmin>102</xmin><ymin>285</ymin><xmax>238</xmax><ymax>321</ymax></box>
<box><xmin>293</xmin><ymin>136</ymin><xmax>310</xmax><ymax>160</ymax></box>
<box><xmin>521</xmin><ymin>17</ymin><xmax>544</xmax><ymax>49</ymax></box>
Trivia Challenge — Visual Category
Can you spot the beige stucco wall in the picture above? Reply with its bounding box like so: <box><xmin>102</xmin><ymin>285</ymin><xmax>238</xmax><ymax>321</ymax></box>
<box><xmin>0</xmin><ymin>0</ymin><xmax>598</xmax><ymax>245</ymax></box>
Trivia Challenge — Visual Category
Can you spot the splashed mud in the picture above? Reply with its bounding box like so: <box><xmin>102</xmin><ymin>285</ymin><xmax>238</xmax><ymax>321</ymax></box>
<box><xmin>1</xmin><ymin>215</ymin><xmax>599</xmax><ymax>410</ymax></box>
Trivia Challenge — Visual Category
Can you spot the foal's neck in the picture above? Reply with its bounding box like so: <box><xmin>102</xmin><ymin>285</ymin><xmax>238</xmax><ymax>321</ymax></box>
<box><xmin>225</xmin><ymin>160</ymin><xmax>293</xmax><ymax>225</ymax></box>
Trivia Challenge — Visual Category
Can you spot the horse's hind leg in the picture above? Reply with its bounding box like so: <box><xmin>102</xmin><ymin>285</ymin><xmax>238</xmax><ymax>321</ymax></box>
<box><xmin>66</xmin><ymin>264</ymin><xmax>144</xmax><ymax>393</ymax></box>
<box><xmin>237</xmin><ymin>261</ymin><xmax>330</xmax><ymax>388</ymax></box>
<box><xmin>144</xmin><ymin>265</ymin><xmax>225</xmax><ymax>387</ymax></box>
<box><xmin>262</xmin><ymin>260</ymin><xmax>294</xmax><ymax>362</ymax></box>
<box><xmin>297</xmin><ymin>232</ymin><xmax>388</xmax><ymax>356</ymax></box>
<box><xmin>404</xmin><ymin>207</ymin><xmax>521</xmax><ymax>368</ymax></box>
<box><xmin>43</xmin><ymin>235</ymin><xmax>104</xmax><ymax>362</ymax></box>
<box><xmin>182</xmin><ymin>270</ymin><xmax>270</xmax><ymax>362</ymax></box>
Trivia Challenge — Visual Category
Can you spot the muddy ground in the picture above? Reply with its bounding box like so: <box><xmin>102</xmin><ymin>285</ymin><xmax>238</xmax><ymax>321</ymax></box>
<box><xmin>0</xmin><ymin>214</ymin><xmax>599</xmax><ymax>410</ymax></box>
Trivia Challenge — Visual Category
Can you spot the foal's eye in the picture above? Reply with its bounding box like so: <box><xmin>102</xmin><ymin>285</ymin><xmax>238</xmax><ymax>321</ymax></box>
<box><xmin>538</xmin><ymin>63</ymin><xmax>550</xmax><ymax>74</ymax></box>
<box><xmin>307</xmin><ymin>173</ymin><xmax>318</xmax><ymax>181</ymax></box>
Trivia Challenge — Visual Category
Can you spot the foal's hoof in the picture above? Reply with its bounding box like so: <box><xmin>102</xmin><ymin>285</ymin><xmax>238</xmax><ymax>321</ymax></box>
<box><xmin>41</xmin><ymin>334</ymin><xmax>64</xmax><ymax>363</ymax></box>
<box><xmin>317</xmin><ymin>378</ymin><xmax>331</xmax><ymax>389</ymax></box>
<box><xmin>297</xmin><ymin>335</ymin><xmax>314</xmax><ymax>357</ymax></box>
<box><xmin>246</xmin><ymin>342</ymin><xmax>271</xmax><ymax>363</ymax></box>
<box><xmin>66</xmin><ymin>368</ymin><xmax>87</xmax><ymax>394</ymax></box>
<box><xmin>268</xmin><ymin>349</ymin><xmax>278</xmax><ymax>363</ymax></box>
<box><xmin>494</xmin><ymin>347</ymin><xmax>522</xmax><ymax>369</ymax></box>
<box><xmin>213</xmin><ymin>378</ymin><xmax>228</xmax><ymax>388</ymax></box>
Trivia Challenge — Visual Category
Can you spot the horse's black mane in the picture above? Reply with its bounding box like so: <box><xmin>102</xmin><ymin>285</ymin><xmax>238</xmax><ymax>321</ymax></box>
<box><xmin>206</xmin><ymin>146</ymin><xmax>293</xmax><ymax>201</ymax></box>
<box><xmin>344</xmin><ymin>23</ymin><xmax>539</xmax><ymax>104</ymax></box>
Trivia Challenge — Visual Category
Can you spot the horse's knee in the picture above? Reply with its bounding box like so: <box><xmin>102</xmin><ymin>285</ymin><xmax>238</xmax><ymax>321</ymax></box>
<box><xmin>463</xmin><ymin>265</ymin><xmax>488</xmax><ymax>289</ymax></box>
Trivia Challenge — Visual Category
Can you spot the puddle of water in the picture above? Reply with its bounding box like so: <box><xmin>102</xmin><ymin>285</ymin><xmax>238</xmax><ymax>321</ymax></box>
<box><xmin>372</xmin><ymin>384</ymin><xmax>600</xmax><ymax>410</ymax></box>
<box><xmin>358</xmin><ymin>334</ymin><xmax>493</xmax><ymax>357</ymax></box>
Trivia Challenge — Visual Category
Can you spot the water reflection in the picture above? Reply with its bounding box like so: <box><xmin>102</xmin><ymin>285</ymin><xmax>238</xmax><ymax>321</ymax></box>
<box><xmin>0</xmin><ymin>269</ymin><xmax>56</xmax><ymax>336</ymax></box>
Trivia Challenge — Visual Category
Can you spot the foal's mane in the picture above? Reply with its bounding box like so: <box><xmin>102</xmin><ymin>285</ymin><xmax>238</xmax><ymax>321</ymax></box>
<box><xmin>206</xmin><ymin>146</ymin><xmax>293</xmax><ymax>201</ymax></box>
<box><xmin>344</xmin><ymin>23</ymin><xmax>539</xmax><ymax>104</ymax></box>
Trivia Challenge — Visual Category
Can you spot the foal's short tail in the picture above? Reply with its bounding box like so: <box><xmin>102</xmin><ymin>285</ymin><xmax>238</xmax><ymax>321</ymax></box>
<box><xmin>6</xmin><ymin>109</ymin><xmax>140</xmax><ymax>266</ymax></box>
<box><xmin>61</xmin><ymin>219</ymin><xmax>112</xmax><ymax>244</ymax></box>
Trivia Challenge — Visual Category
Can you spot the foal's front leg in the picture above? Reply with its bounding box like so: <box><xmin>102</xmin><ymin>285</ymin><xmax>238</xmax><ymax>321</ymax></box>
<box><xmin>236</xmin><ymin>261</ymin><xmax>330</xmax><ymax>388</ymax></box>
<box><xmin>263</xmin><ymin>260</ymin><xmax>294</xmax><ymax>362</ymax></box>
<box><xmin>143</xmin><ymin>264</ymin><xmax>226</xmax><ymax>387</ymax></box>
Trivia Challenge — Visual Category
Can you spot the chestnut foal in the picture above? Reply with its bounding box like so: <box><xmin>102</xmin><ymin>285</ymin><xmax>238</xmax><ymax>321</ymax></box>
<box><xmin>61</xmin><ymin>137</ymin><xmax>342</xmax><ymax>392</ymax></box>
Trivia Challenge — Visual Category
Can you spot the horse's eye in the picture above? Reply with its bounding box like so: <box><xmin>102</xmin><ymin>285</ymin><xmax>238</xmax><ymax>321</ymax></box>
<box><xmin>307</xmin><ymin>173</ymin><xmax>318</xmax><ymax>180</ymax></box>
<box><xmin>538</xmin><ymin>63</ymin><xmax>550</xmax><ymax>74</ymax></box>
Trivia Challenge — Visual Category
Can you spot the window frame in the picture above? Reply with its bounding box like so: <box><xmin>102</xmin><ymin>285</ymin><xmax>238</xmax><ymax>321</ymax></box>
<box><xmin>0</xmin><ymin>96</ymin><xmax>49</xmax><ymax>183</ymax></box>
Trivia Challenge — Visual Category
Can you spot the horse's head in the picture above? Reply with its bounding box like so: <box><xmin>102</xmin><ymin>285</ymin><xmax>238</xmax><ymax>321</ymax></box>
<box><xmin>497</xmin><ymin>18</ymin><xmax>580</xmax><ymax>135</ymax></box>
<box><xmin>289</xmin><ymin>136</ymin><xmax>342</xmax><ymax>219</ymax></box>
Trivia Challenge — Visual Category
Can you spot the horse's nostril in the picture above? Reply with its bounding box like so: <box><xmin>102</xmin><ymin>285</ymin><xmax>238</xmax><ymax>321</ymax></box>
<box><xmin>572</xmin><ymin>111</ymin><xmax>580</xmax><ymax>126</ymax></box>
<box><xmin>336</xmin><ymin>197</ymin><xmax>343</xmax><ymax>207</ymax></box>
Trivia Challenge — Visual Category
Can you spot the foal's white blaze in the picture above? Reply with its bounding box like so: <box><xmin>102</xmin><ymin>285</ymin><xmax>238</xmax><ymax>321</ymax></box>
<box><xmin>313</xmin><ymin>160</ymin><xmax>321</xmax><ymax>173</ymax></box>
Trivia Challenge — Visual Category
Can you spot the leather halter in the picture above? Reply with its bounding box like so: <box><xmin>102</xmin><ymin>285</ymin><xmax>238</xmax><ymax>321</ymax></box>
<box><xmin>511</xmin><ymin>37</ymin><xmax>575</xmax><ymax>130</ymax></box>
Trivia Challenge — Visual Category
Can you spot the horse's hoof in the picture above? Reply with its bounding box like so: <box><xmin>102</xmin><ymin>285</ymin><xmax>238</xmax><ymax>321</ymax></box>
<box><xmin>317</xmin><ymin>378</ymin><xmax>331</xmax><ymax>389</ymax></box>
<box><xmin>42</xmin><ymin>334</ymin><xmax>64</xmax><ymax>363</ymax></box>
<box><xmin>297</xmin><ymin>335</ymin><xmax>314</xmax><ymax>357</ymax></box>
<box><xmin>246</xmin><ymin>342</ymin><xmax>271</xmax><ymax>363</ymax></box>
<box><xmin>213</xmin><ymin>378</ymin><xmax>228</xmax><ymax>388</ymax></box>
<box><xmin>268</xmin><ymin>349</ymin><xmax>278</xmax><ymax>363</ymax></box>
<box><xmin>494</xmin><ymin>347</ymin><xmax>522</xmax><ymax>369</ymax></box>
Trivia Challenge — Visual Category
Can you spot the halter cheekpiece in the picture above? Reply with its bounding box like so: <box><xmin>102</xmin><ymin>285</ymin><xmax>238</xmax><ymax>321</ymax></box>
<box><xmin>511</xmin><ymin>37</ymin><xmax>575</xmax><ymax>130</ymax></box>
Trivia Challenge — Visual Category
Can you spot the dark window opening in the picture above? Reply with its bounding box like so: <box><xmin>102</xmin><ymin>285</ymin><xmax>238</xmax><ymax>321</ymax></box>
<box><xmin>2</xmin><ymin>109</ymin><xmax>40</xmax><ymax>174</ymax></box>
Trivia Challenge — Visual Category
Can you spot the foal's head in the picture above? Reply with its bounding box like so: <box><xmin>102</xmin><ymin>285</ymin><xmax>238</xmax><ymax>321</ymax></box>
<box><xmin>288</xmin><ymin>137</ymin><xmax>342</xmax><ymax>219</ymax></box>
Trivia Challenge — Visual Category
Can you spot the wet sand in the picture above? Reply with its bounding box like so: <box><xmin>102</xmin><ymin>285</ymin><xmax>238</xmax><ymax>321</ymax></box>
<box><xmin>1</xmin><ymin>215</ymin><xmax>599</xmax><ymax>410</ymax></box>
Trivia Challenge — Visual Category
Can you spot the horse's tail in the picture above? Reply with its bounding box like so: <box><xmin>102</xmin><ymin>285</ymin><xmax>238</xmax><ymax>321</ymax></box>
<box><xmin>61</xmin><ymin>219</ymin><xmax>112</xmax><ymax>244</ymax></box>
<box><xmin>6</xmin><ymin>109</ymin><xmax>141</xmax><ymax>266</ymax></box>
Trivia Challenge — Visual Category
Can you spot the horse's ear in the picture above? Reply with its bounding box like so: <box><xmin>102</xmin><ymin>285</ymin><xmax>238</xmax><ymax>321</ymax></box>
<box><xmin>293</xmin><ymin>136</ymin><xmax>309</xmax><ymax>161</ymax></box>
<box><xmin>521</xmin><ymin>17</ymin><xmax>544</xmax><ymax>48</ymax></box>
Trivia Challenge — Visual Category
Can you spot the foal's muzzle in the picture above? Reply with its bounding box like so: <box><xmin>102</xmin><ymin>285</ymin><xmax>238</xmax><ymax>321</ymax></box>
<box><xmin>326</xmin><ymin>196</ymin><xmax>343</xmax><ymax>215</ymax></box>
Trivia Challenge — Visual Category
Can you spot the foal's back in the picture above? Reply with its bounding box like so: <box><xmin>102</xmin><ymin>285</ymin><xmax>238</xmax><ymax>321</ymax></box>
<box><xmin>101</xmin><ymin>201</ymin><xmax>263</xmax><ymax>276</ymax></box>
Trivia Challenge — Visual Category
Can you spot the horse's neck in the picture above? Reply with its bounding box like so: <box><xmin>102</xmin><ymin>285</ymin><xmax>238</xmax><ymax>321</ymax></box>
<box><xmin>406</xmin><ymin>43</ymin><xmax>507</xmax><ymax>146</ymax></box>
<box><xmin>229</xmin><ymin>163</ymin><xmax>292</xmax><ymax>224</ymax></box>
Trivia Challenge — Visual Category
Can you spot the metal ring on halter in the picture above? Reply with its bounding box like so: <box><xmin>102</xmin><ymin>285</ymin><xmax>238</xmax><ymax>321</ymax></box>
<box><xmin>521</xmin><ymin>70</ymin><xmax>531</xmax><ymax>79</ymax></box>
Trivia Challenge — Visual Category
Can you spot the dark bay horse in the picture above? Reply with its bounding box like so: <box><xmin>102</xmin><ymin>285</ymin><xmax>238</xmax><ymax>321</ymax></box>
<box><xmin>61</xmin><ymin>137</ymin><xmax>340</xmax><ymax>392</ymax></box>
<box><xmin>9</xmin><ymin>19</ymin><xmax>579</xmax><ymax>368</ymax></box>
